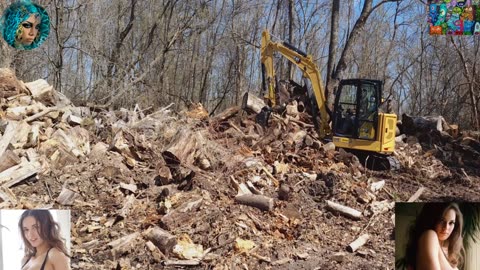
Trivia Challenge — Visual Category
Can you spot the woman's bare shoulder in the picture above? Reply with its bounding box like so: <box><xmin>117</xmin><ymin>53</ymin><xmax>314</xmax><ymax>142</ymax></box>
<box><xmin>419</xmin><ymin>230</ymin><xmax>438</xmax><ymax>240</ymax></box>
<box><xmin>48</xmin><ymin>248</ymin><xmax>70</xmax><ymax>269</ymax></box>
<box><xmin>418</xmin><ymin>230</ymin><xmax>440</xmax><ymax>249</ymax></box>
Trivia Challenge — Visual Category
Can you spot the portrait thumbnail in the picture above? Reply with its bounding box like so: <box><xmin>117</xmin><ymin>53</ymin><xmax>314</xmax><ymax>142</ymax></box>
<box><xmin>0</xmin><ymin>209</ymin><xmax>71</xmax><ymax>270</ymax></box>
<box><xmin>396</xmin><ymin>202</ymin><xmax>480</xmax><ymax>270</ymax></box>
<box><xmin>0</xmin><ymin>0</ymin><xmax>50</xmax><ymax>50</ymax></box>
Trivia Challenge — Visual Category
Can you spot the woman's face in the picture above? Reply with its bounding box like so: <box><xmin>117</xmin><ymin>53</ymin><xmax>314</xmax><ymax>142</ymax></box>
<box><xmin>18</xmin><ymin>14</ymin><xmax>40</xmax><ymax>45</ymax></box>
<box><xmin>435</xmin><ymin>208</ymin><xmax>456</xmax><ymax>241</ymax></box>
<box><xmin>22</xmin><ymin>216</ymin><xmax>44</xmax><ymax>248</ymax></box>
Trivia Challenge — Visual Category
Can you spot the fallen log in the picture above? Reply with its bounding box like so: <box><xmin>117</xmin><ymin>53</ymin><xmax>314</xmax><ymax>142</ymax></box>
<box><xmin>326</xmin><ymin>200</ymin><xmax>362</xmax><ymax>220</ymax></box>
<box><xmin>211</xmin><ymin>106</ymin><xmax>240</xmax><ymax>122</ymax></box>
<box><xmin>235</xmin><ymin>194</ymin><xmax>274</xmax><ymax>211</ymax></box>
<box><xmin>402</xmin><ymin>114</ymin><xmax>451</xmax><ymax>135</ymax></box>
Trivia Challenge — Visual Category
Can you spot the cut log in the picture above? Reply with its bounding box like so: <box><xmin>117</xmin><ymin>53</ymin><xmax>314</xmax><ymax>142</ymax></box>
<box><xmin>402</xmin><ymin>114</ymin><xmax>451</xmax><ymax>135</ymax></box>
<box><xmin>111</xmin><ymin>130</ymin><xmax>139</xmax><ymax>167</ymax></box>
<box><xmin>24</xmin><ymin>79</ymin><xmax>56</xmax><ymax>105</ymax></box>
<box><xmin>448</xmin><ymin>124</ymin><xmax>459</xmax><ymax>138</ymax></box>
<box><xmin>163</xmin><ymin>128</ymin><xmax>204</xmax><ymax>166</ymax></box>
<box><xmin>11</xmin><ymin>121</ymin><xmax>31</xmax><ymax>149</ymax></box>
<box><xmin>67</xmin><ymin>114</ymin><xmax>83</xmax><ymax>126</ymax></box>
<box><xmin>347</xmin><ymin>234</ymin><xmax>370</xmax><ymax>252</ymax></box>
<box><xmin>286</xmin><ymin>100</ymin><xmax>299</xmax><ymax>118</ymax></box>
<box><xmin>326</xmin><ymin>200</ymin><xmax>362</xmax><ymax>220</ymax></box>
<box><xmin>25</xmin><ymin>123</ymin><xmax>40</xmax><ymax>148</ymax></box>
<box><xmin>108</xmin><ymin>232</ymin><xmax>140</xmax><ymax>257</ymax></box>
<box><xmin>0</xmin><ymin>150</ymin><xmax>21</xmax><ymax>173</ymax></box>
<box><xmin>88</xmin><ymin>142</ymin><xmax>108</xmax><ymax>161</ymax></box>
<box><xmin>242</xmin><ymin>92</ymin><xmax>266</xmax><ymax>114</ymax></box>
<box><xmin>211</xmin><ymin>106</ymin><xmax>240</xmax><ymax>122</ymax></box>
<box><xmin>234</xmin><ymin>194</ymin><xmax>274</xmax><ymax>211</ymax></box>
<box><xmin>49</xmin><ymin>146</ymin><xmax>78</xmax><ymax>168</ymax></box>
<box><xmin>185</xmin><ymin>102</ymin><xmax>209</xmax><ymax>120</ymax></box>
<box><xmin>24</xmin><ymin>107</ymin><xmax>58</xmax><ymax>122</ymax></box>
<box><xmin>0</xmin><ymin>121</ymin><xmax>18</xmax><ymax>157</ymax></box>
<box><xmin>161</xmin><ymin>197</ymin><xmax>203</xmax><ymax>230</ymax></box>
<box><xmin>143</xmin><ymin>226</ymin><xmax>177</xmax><ymax>254</ymax></box>
<box><xmin>0</xmin><ymin>160</ymin><xmax>40</xmax><ymax>187</ymax></box>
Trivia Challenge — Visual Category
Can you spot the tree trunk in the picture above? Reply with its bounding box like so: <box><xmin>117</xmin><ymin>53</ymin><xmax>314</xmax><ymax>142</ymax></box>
<box><xmin>287</xmin><ymin>0</ymin><xmax>294</xmax><ymax>80</ymax></box>
<box><xmin>326</xmin><ymin>0</ymin><xmax>339</xmax><ymax>110</ymax></box>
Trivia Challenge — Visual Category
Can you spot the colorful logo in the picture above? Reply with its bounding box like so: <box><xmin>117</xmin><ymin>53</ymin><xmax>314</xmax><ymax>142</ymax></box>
<box><xmin>428</xmin><ymin>0</ymin><xmax>479</xmax><ymax>36</ymax></box>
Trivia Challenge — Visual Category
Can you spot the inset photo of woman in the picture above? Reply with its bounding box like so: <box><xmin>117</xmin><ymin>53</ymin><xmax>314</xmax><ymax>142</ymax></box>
<box><xmin>0</xmin><ymin>209</ymin><xmax>70</xmax><ymax>270</ymax></box>
<box><xmin>396</xmin><ymin>202</ymin><xmax>480</xmax><ymax>270</ymax></box>
<box><xmin>0</xmin><ymin>0</ymin><xmax>50</xmax><ymax>50</ymax></box>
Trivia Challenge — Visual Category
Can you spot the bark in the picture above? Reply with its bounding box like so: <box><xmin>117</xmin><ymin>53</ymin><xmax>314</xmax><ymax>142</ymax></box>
<box><xmin>326</xmin><ymin>0</ymin><xmax>339</xmax><ymax>107</ymax></box>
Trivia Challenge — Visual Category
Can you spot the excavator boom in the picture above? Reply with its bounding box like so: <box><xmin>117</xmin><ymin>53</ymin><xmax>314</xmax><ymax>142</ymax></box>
<box><xmin>257</xmin><ymin>29</ymin><xmax>398</xmax><ymax>170</ymax></box>
<box><xmin>261</xmin><ymin>30</ymin><xmax>331</xmax><ymax>138</ymax></box>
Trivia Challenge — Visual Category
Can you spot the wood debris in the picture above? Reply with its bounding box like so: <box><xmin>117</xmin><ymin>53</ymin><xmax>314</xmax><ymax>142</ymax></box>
<box><xmin>0</xmin><ymin>69</ymin><xmax>478</xmax><ymax>269</ymax></box>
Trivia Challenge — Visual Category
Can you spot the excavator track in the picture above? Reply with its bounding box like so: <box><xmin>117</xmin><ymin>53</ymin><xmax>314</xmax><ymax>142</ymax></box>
<box><xmin>348</xmin><ymin>149</ymin><xmax>400</xmax><ymax>171</ymax></box>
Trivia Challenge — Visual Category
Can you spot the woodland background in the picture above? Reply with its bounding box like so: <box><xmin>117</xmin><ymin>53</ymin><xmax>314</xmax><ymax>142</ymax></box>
<box><xmin>0</xmin><ymin>0</ymin><xmax>478</xmax><ymax>130</ymax></box>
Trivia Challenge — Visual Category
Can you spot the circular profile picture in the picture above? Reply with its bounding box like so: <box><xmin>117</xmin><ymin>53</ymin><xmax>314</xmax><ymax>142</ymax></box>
<box><xmin>0</xmin><ymin>0</ymin><xmax>50</xmax><ymax>50</ymax></box>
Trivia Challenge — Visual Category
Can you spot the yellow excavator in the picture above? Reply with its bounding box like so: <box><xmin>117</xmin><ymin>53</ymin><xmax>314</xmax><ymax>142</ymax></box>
<box><xmin>256</xmin><ymin>30</ymin><xmax>398</xmax><ymax>170</ymax></box>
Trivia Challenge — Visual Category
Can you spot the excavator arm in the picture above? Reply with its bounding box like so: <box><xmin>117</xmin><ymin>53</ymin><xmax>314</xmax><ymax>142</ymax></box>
<box><xmin>260</xmin><ymin>30</ymin><xmax>331</xmax><ymax>138</ymax></box>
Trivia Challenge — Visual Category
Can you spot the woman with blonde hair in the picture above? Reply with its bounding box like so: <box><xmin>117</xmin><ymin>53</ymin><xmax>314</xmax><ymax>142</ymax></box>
<box><xmin>405</xmin><ymin>203</ymin><xmax>464</xmax><ymax>270</ymax></box>
<box><xmin>19</xmin><ymin>210</ymin><xmax>70</xmax><ymax>270</ymax></box>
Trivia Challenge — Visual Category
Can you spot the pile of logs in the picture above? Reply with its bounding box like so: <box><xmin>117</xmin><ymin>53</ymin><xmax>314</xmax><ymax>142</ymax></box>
<box><xmin>4</xmin><ymin>67</ymin><xmax>477</xmax><ymax>269</ymax></box>
<box><xmin>0</xmin><ymin>69</ymin><xmax>92</xmax><ymax>204</ymax></box>
<box><xmin>399</xmin><ymin>114</ymin><xmax>480</xmax><ymax>169</ymax></box>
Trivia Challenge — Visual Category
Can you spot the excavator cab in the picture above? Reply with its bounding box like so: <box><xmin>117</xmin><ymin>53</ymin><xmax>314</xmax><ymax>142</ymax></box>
<box><xmin>332</xmin><ymin>79</ymin><xmax>398</xmax><ymax>169</ymax></box>
<box><xmin>333</xmin><ymin>79</ymin><xmax>381</xmax><ymax>140</ymax></box>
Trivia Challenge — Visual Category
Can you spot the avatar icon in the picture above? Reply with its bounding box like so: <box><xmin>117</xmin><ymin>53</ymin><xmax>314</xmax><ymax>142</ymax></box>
<box><xmin>0</xmin><ymin>0</ymin><xmax>50</xmax><ymax>50</ymax></box>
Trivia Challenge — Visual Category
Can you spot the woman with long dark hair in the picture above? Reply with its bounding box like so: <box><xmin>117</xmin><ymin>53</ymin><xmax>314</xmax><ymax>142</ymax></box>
<box><xmin>405</xmin><ymin>203</ymin><xmax>464</xmax><ymax>270</ymax></box>
<box><xmin>19</xmin><ymin>210</ymin><xmax>70</xmax><ymax>270</ymax></box>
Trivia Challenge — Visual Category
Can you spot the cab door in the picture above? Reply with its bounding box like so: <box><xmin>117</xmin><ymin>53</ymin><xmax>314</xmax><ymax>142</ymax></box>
<box><xmin>333</xmin><ymin>79</ymin><xmax>382</xmax><ymax>141</ymax></box>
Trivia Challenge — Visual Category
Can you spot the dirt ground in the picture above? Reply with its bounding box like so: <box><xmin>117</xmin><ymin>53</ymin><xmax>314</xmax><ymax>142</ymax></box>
<box><xmin>5</xmin><ymin>104</ymin><xmax>480</xmax><ymax>270</ymax></box>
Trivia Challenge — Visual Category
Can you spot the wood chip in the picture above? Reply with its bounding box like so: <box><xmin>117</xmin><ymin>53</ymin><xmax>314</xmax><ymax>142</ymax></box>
<box><xmin>163</xmin><ymin>259</ymin><xmax>201</xmax><ymax>266</ymax></box>
<box><xmin>407</xmin><ymin>187</ymin><xmax>425</xmax><ymax>202</ymax></box>
<box><xmin>271</xmin><ymin>258</ymin><xmax>291</xmax><ymax>266</ymax></box>
<box><xmin>120</xmin><ymin>182</ymin><xmax>137</xmax><ymax>193</ymax></box>
<box><xmin>56</xmin><ymin>187</ymin><xmax>80</xmax><ymax>206</ymax></box>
